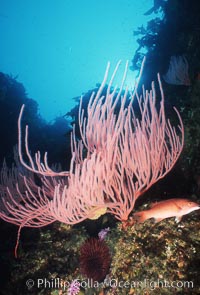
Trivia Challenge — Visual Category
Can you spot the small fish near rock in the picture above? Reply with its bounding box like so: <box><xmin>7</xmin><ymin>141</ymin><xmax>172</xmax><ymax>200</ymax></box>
<box><xmin>132</xmin><ymin>198</ymin><xmax>200</xmax><ymax>223</ymax></box>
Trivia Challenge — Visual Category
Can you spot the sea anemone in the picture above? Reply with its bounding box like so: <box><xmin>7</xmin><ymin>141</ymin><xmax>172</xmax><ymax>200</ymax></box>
<box><xmin>79</xmin><ymin>237</ymin><xmax>111</xmax><ymax>282</ymax></box>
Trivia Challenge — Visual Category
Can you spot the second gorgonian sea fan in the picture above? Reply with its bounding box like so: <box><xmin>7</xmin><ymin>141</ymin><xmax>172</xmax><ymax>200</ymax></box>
<box><xmin>0</xmin><ymin>59</ymin><xmax>184</xmax><ymax>255</ymax></box>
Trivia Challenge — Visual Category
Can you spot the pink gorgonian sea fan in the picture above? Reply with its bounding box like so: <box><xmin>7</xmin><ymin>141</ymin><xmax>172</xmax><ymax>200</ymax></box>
<box><xmin>0</xmin><ymin>59</ymin><xmax>184</xmax><ymax>256</ymax></box>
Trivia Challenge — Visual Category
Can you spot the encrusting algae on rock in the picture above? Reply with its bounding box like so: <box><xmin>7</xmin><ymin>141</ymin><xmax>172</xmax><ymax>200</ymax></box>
<box><xmin>106</xmin><ymin>203</ymin><xmax>200</xmax><ymax>295</ymax></box>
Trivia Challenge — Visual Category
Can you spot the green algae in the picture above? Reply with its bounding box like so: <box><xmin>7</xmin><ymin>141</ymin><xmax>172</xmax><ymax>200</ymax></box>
<box><xmin>1</xmin><ymin>205</ymin><xmax>199</xmax><ymax>295</ymax></box>
<box><xmin>106</xmin><ymin>208</ymin><xmax>200</xmax><ymax>295</ymax></box>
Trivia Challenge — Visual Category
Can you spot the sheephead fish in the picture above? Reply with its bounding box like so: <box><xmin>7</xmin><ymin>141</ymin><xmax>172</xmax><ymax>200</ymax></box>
<box><xmin>133</xmin><ymin>198</ymin><xmax>200</xmax><ymax>223</ymax></box>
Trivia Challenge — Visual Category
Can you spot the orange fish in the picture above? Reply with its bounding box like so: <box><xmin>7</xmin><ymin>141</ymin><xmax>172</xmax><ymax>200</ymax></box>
<box><xmin>133</xmin><ymin>198</ymin><xmax>200</xmax><ymax>223</ymax></box>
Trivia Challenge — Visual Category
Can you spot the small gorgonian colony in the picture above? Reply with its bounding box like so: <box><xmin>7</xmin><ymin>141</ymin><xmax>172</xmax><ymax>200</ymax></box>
<box><xmin>0</xmin><ymin>59</ymin><xmax>184</xmax><ymax>256</ymax></box>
